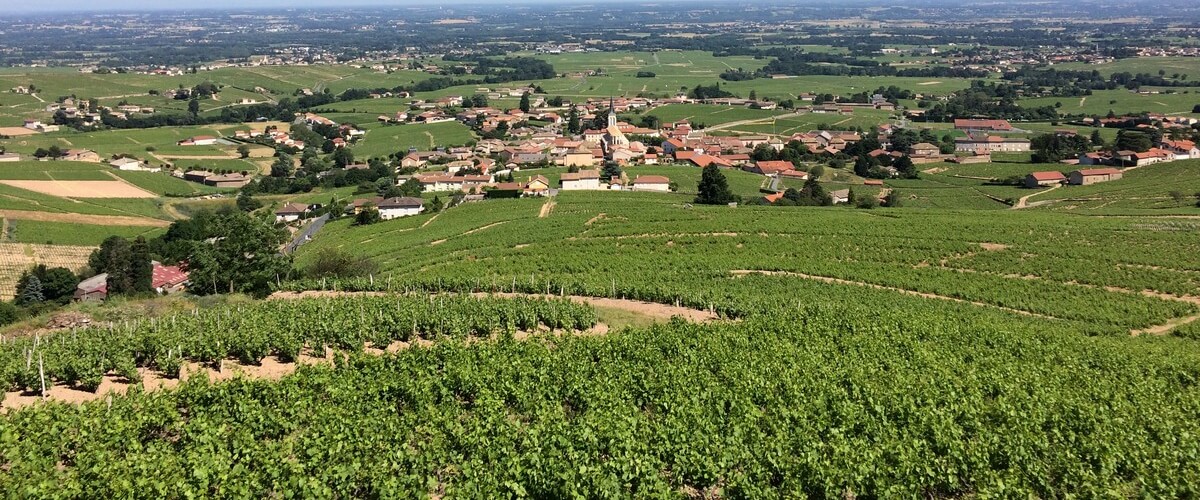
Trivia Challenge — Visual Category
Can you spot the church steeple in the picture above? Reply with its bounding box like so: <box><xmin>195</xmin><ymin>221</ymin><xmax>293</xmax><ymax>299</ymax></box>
<box><xmin>607</xmin><ymin>96</ymin><xmax>617</xmax><ymax>128</ymax></box>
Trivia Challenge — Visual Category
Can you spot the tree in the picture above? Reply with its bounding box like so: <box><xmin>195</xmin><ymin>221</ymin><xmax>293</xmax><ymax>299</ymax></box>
<box><xmin>430</xmin><ymin>196</ymin><xmax>444</xmax><ymax>213</ymax></box>
<box><xmin>271</xmin><ymin>153</ymin><xmax>294</xmax><ymax>178</ymax></box>
<box><xmin>0</xmin><ymin>302</ymin><xmax>18</xmax><ymax>326</ymax></box>
<box><xmin>1115</xmin><ymin>130</ymin><xmax>1153</xmax><ymax>153</ymax></box>
<box><xmin>695</xmin><ymin>164</ymin><xmax>736</xmax><ymax>205</ymax></box>
<box><xmin>237</xmin><ymin>145</ymin><xmax>251</xmax><ymax>159</ymax></box>
<box><xmin>354</xmin><ymin>206</ymin><xmax>381</xmax><ymax>226</ymax></box>
<box><xmin>46</xmin><ymin>145</ymin><xmax>63</xmax><ymax>159</ymax></box>
<box><xmin>237</xmin><ymin>191</ymin><xmax>263</xmax><ymax>212</ymax></box>
<box><xmin>331</xmin><ymin>147</ymin><xmax>355</xmax><ymax>168</ymax></box>
<box><xmin>853</xmin><ymin>155</ymin><xmax>873</xmax><ymax>177</ymax></box>
<box><xmin>1090</xmin><ymin>129</ymin><xmax>1105</xmax><ymax>147</ymax></box>
<box><xmin>15</xmin><ymin>274</ymin><xmax>44</xmax><ymax>306</ymax></box>
<box><xmin>129</xmin><ymin>236</ymin><xmax>153</xmax><ymax>294</ymax></box>
<box><xmin>391</xmin><ymin>178</ymin><xmax>423</xmax><ymax>198</ymax></box>
<box><xmin>184</xmin><ymin>212</ymin><xmax>291</xmax><ymax>298</ymax></box>
<box><xmin>17</xmin><ymin>265</ymin><xmax>77</xmax><ymax>305</ymax></box>
<box><xmin>567</xmin><ymin>105</ymin><xmax>581</xmax><ymax>134</ymax></box>
<box><xmin>303</xmin><ymin>248</ymin><xmax>379</xmax><ymax>279</ymax></box>
<box><xmin>89</xmin><ymin>236</ymin><xmax>134</xmax><ymax>296</ymax></box>
<box><xmin>1031</xmin><ymin>133</ymin><xmax>1092</xmax><ymax>163</ymax></box>
<box><xmin>883</xmin><ymin>190</ymin><xmax>902</xmax><ymax>207</ymax></box>
<box><xmin>188</xmin><ymin>98</ymin><xmax>200</xmax><ymax>117</ymax></box>
<box><xmin>809</xmin><ymin>164</ymin><xmax>826</xmax><ymax>180</ymax></box>
<box><xmin>600</xmin><ymin>161</ymin><xmax>622</xmax><ymax>182</ymax></box>
<box><xmin>519</xmin><ymin>92</ymin><xmax>531</xmax><ymax>113</ymax></box>
<box><xmin>893</xmin><ymin>155</ymin><xmax>917</xmax><ymax>179</ymax></box>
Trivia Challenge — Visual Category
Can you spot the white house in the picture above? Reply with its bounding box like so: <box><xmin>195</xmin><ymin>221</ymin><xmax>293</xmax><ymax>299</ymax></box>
<box><xmin>631</xmin><ymin>175</ymin><xmax>671</xmax><ymax>192</ymax></box>
<box><xmin>378</xmin><ymin>197</ymin><xmax>425</xmax><ymax>220</ymax></box>
<box><xmin>274</xmin><ymin>203</ymin><xmax>308</xmax><ymax>223</ymax></box>
<box><xmin>560</xmin><ymin>170</ymin><xmax>602</xmax><ymax>190</ymax></box>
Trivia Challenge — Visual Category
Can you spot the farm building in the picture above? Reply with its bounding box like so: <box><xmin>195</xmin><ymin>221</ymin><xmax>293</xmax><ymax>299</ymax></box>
<box><xmin>631</xmin><ymin>175</ymin><xmax>671</xmax><ymax>192</ymax></box>
<box><xmin>560</xmin><ymin>170</ymin><xmax>602</xmax><ymax>190</ymax></box>
<box><xmin>178</xmin><ymin>135</ymin><xmax>219</xmax><ymax>146</ymax></box>
<box><xmin>953</xmin><ymin>119</ymin><xmax>1014</xmax><ymax>132</ymax></box>
<box><xmin>954</xmin><ymin>135</ymin><xmax>1031</xmax><ymax>152</ymax></box>
<box><xmin>829</xmin><ymin>189</ymin><xmax>851</xmax><ymax>204</ymax></box>
<box><xmin>1025</xmin><ymin>171</ymin><xmax>1067</xmax><ymax>188</ymax></box>
<box><xmin>62</xmin><ymin>149</ymin><xmax>100</xmax><ymax>162</ymax></box>
<box><xmin>1161</xmin><ymin>140</ymin><xmax>1199</xmax><ymax>160</ymax></box>
<box><xmin>109</xmin><ymin>157</ymin><xmax>160</xmax><ymax>172</ymax></box>
<box><xmin>908</xmin><ymin>143</ymin><xmax>941</xmax><ymax>157</ymax></box>
<box><xmin>1117</xmin><ymin>149</ymin><xmax>1174</xmax><ymax>167</ymax></box>
<box><xmin>745</xmin><ymin>160</ymin><xmax>794</xmax><ymax>176</ymax></box>
<box><xmin>204</xmin><ymin>173</ymin><xmax>251</xmax><ymax>188</ymax></box>
<box><xmin>1068</xmin><ymin>168</ymin><xmax>1123</xmax><ymax>186</ymax></box>
<box><xmin>378</xmin><ymin>197</ymin><xmax>425</xmax><ymax>220</ymax></box>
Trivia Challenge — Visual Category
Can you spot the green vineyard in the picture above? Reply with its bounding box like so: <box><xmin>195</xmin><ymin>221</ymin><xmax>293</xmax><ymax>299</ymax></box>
<box><xmin>2</xmin><ymin>296</ymin><xmax>1199</xmax><ymax>496</ymax></box>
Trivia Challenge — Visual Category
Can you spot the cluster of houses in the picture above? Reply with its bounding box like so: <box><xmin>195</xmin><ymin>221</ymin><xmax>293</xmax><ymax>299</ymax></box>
<box><xmin>38</xmin><ymin>97</ymin><xmax>157</xmax><ymax>128</ymax></box>
<box><xmin>275</xmin><ymin>196</ymin><xmax>426</xmax><ymax>223</ymax></box>
<box><xmin>1075</xmin><ymin>139</ymin><xmax>1199</xmax><ymax>167</ymax></box>
<box><xmin>234</xmin><ymin>128</ymin><xmax>305</xmax><ymax>150</ymax></box>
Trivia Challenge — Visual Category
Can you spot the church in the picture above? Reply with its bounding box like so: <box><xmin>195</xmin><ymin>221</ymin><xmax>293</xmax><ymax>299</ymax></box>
<box><xmin>601</xmin><ymin>96</ymin><xmax>628</xmax><ymax>154</ymax></box>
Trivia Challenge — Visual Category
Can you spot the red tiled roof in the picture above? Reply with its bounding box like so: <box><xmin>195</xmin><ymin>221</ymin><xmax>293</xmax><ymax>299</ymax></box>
<box><xmin>1029</xmin><ymin>171</ymin><xmax>1066</xmax><ymax>181</ymax></box>
<box><xmin>152</xmin><ymin>264</ymin><xmax>188</xmax><ymax>289</ymax></box>
<box><xmin>633</xmin><ymin>175</ymin><xmax>670</xmax><ymax>184</ymax></box>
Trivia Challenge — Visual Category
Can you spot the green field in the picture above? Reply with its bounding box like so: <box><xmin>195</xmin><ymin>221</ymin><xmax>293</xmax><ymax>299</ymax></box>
<box><xmin>7</xmin><ymin>219</ymin><xmax>162</xmax><ymax>246</ymax></box>
<box><xmin>1021</xmin><ymin>88</ymin><xmax>1200</xmax><ymax>116</ymax></box>
<box><xmin>351</xmin><ymin>121</ymin><xmax>476</xmax><ymax>158</ymax></box>
<box><xmin>0</xmin><ymin>161</ymin><xmax>115</xmax><ymax>180</ymax></box>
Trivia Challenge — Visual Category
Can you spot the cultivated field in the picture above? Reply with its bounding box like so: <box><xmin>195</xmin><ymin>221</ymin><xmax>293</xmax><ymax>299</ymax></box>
<box><xmin>0</xmin><ymin>242</ymin><xmax>94</xmax><ymax>298</ymax></box>
<box><xmin>0</xmin><ymin>180</ymin><xmax>156</xmax><ymax>198</ymax></box>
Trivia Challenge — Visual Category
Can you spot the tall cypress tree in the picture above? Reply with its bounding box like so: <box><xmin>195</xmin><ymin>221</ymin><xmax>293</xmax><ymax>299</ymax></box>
<box><xmin>130</xmin><ymin>236</ymin><xmax>153</xmax><ymax>294</ymax></box>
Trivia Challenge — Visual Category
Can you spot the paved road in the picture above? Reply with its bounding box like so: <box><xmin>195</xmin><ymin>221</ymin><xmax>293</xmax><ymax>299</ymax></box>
<box><xmin>285</xmin><ymin>213</ymin><xmax>328</xmax><ymax>254</ymax></box>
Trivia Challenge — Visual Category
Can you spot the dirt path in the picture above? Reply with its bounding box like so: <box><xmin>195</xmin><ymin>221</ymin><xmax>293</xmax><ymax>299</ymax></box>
<box><xmin>585</xmin><ymin>212</ymin><xmax>606</xmax><ymax>226</ymax></box>
<box><xmin>419</xmin><ymin>212</ymin><xmax>441</xmax><ymax>228</ymax></box>
<box><xmin>1012</xmin><ymin>184</ymin><xmax>1060</xmax><ymax>209</ymax></box>
<box><xmin>424</xmin><ymin>131</ymin><xmax>436</xmax><ymax>149</ymax></box>
<box><xmin>1079</xmin><ymin>96</ymin><xmax>1087</xmax><ymax>108</ymax></box>
<box><xmin>30</xmin><ymin>93</ymin><xmax>44</xmax><ymax>103</ymax></box>
<box><xmin>160</xmin><ymin>201</ymin><xmax>187</xmax><ymax>221</ymax></box>
<box><xmin>271</xmin><ymin>290</ymin><xmax>718</xmax><ymax>323</ymax></box>
<box><xmin>730</xmin><ymin>270</ymin><xmax>1056</xmax><ymax>319</ymax></box>
<box><xmin>4</xmin><ymin>288</ymin><xmax>719</xmax><ymax>410</ymax></box>
<box><xmin>0</xmin><ymin>209</ymin><xmax>170</xmax><ymax>227</ymax></box>
<box><xmin>538</xmin><ymin>199</ymin><xmax>556</xmax><ymax>218</ymax></box>
<box><xmin>1129</xmin><ymin>291</ymin><xmax>1200</xmax><ymax>336</ymax></box>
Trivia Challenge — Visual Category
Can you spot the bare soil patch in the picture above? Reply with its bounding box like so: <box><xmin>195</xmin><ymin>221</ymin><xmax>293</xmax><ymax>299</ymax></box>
<box><xmin>0</xmin><ymin>180</ymin><xmax>156</xmax><ymax>198</ymax></box>
<box><xmin>0</xmin><ymin>127</ymin><xmax>38</xmax><ymax>137</ymax></box>
<box><xmin>978</xmin><ymin>242</ymin><xmax>1010</xmax><ymax>251</ymax></box>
